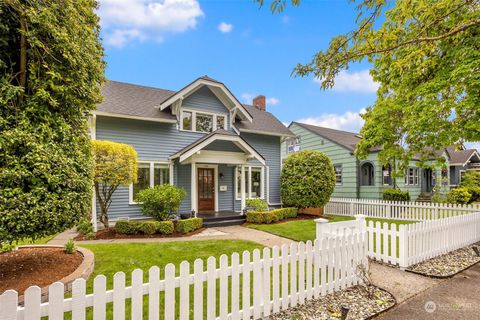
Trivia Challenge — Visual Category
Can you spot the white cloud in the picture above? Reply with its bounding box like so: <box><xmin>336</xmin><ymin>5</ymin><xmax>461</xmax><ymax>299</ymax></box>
<box><xmin>218</xmin><ymin>22</ymin><xmax>233</xmax><ymax>33</ymax></box>
<box><xmin>465</xmin><ymin>142</ymin><xmax>480</xmax><ymax>150</ymax></box>
<box><xmin>241</xmin><ymin>93</ymin><xmax>280</xmax><ymax>106</ymax></box>
<box><xmin>315</xmin><ymin>70</ymin><xmax>379</xmax><ymax>93</ymax></box>
<box><xmin>98</xmin><ymin>0</ymin><xmax>204</xmax><ymax>47</ymax></box>
<box><xmin>296</xmin><ymin>109</ymin><xmax>366</xmax><ymax>133</ymax></box>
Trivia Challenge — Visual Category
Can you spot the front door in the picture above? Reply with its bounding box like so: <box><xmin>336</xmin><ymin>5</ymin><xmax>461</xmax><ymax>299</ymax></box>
<box><xmin>422</xmin><ymin>168</ymin><xmax>433</xmax><ymax>193</ymax></box>
<box><xmin>198</xmin><ymin>168</ymin><xmax>215</xmax><ymax>212</ymax></box>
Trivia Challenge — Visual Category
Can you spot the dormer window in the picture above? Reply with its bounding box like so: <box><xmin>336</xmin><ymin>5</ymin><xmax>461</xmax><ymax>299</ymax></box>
<box><xmin>180</xmin><ymin>109</ymin><xmax>228</xmax><ymax>133</ymax></box>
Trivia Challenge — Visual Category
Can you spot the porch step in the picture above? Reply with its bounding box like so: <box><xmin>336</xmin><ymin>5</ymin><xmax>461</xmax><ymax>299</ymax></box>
<box><xmin>203</xmin><ymin>218</ymin><xmax>246</xmax><ymax>228</ymax></box>
<box><xmin>416</xmin><ymin>192</ymin><xmax>432</xmax><ymax>203</ymax></box>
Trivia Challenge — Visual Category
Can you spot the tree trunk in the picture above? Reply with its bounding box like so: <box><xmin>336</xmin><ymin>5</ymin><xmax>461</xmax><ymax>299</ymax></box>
<box><xmin>95</xmin><ymin>182</ymin><xmax>110</xmax><ymax>228</ymax></box>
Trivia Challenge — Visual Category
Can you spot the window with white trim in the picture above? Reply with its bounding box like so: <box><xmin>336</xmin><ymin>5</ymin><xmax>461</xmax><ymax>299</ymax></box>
<box><xmin>180</xmin><ymin>109</ymin><xmax>227</xmax><ymax>133</ymax></box>
<box><xmin>334</xmin><ymin>164</ymin><xmax>342</xmax><ymax>185</ymax></box>
<box><xmin>131</xmin><ymin>162</ymin><xmax>170</xmax><ymax>203</ymax></box>
<box><xmin>404</xmin><ymin>167</ymin><xmax>419</xmax><ymax>186</ymax></box>
<box><xmin>382</xmin><ymin>164</ymin><xmax>392</xmax><ymax>185</ymax></box>
<box><xmin>235</xmin><ymin>166</ymin><xmax>265</xmax><ymax>199</ymax></box>
<box><xmin>286</xmin><ymin>137</ymin><xmax>300</xmax><ymax>154</ymax></box>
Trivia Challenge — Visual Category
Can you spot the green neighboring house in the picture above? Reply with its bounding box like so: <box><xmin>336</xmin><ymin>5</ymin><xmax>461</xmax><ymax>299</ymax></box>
<box><xmin>283</xmin><ymin>122</ymin><xmax>480</xmax><ymax>201</ymax></box>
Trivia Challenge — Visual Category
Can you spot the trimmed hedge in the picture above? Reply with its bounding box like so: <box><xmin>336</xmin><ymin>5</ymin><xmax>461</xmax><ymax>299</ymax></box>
<box><xmin>447</xmin><ymin>187</ymin><xmax>472</xmax><ymax>204</ymax></box>
<box><xmin>382</xmin><ymin>189</ymin><xmax>410</xmax><ymax>201</ymax></box>
<box><xmin>246</xmin><ymin>198</ymin><xmax>268</xmax><ymax>211</ymax></box>
<box><xmin>115</xmin><ymin>220</ymin><xmax>174</xmax><ymax>235</ymax></box>
<box><xmin>246</xmin><ymin>207</ymin><xmax>298</xmax><ymax>224</ymax></box>
<box><xmin>176</xmin><ymin>218</ymin><xmax>203</xmax><ymax>234</ymax></box>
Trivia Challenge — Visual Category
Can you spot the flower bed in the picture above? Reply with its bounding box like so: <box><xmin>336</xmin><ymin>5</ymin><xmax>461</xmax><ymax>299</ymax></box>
<box><xmin>246</xmin><ymin>208</ymin><xmax>298</xmax><ymax>224</ymax></box>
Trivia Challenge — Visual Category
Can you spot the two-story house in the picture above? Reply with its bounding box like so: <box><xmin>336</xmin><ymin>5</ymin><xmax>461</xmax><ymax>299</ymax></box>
<box><xmin>90</xmin><ymin>76</ymin><xmax>294</xmax><ymax>226</ymax></box>
<box><xmin>284</xmin><ymin>122</ymin><xmax>480</xmax><ymax>201</ymax></box>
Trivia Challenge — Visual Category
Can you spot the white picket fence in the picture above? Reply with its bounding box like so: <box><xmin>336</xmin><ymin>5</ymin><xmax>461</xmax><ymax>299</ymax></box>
<box><xmin>325</xmin><ymin>197</ymin><xmax>480</xmax><ymax>221</ymax></box>
<box><xmin>1</xmin><ymin>236</ymin><xmax>367</xmax><ymax>320</ymax></box>
<box><xmin>317</xmin><ymin>212</ymin><xmax>480</xmax><ymax>269</ymax></box>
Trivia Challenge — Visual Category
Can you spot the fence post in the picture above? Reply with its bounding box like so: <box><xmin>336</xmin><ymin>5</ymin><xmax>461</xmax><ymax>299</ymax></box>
<box><xmin>398</xmin><ymin>224</ymin><xmax>408</xmax><ymax>270</ymax></box>
<box><xmin>350</xmin><ymin>201</ymin><xmax>355</xmax><ymax>215</ymax></box>
<box><xmin>386</xmin><ymin>202</ymin><xmax>391</xmax><ymax>219</ymax></box>
<box><xmin>315</xmin><ymin>218</ymin><xmax>329</xmax><ymax>240</ymax></box>
<box><xmin>354</xmin><ymin>214</ymin><xmax>366</xmax><ymax>233</ymax></box>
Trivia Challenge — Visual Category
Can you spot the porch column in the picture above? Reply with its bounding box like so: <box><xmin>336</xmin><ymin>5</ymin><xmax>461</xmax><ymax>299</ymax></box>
<box><xmin>191</xmin><ymin>162</ymin><xmax>197</xmax><ymax>217</ymax></box>
<box><xmin>241</xmin><ymin>165</ymin><xmax>246</xmax><ymax>212</ymax></box>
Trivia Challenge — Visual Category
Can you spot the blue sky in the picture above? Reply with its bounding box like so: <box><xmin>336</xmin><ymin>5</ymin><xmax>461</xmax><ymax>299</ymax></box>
<box><xmin>97</xmin><ymin>0</ymin><xmax>380</xmax><ymax>133</ymax></box>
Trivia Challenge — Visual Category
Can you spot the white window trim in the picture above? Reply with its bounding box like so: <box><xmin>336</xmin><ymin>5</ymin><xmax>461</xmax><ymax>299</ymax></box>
<box><xmin>129</xmin><ymin>161</ymin><xmax>170</xmax><ymax>205</ymax></box>
<box><xmin>179</xmin><ymin>108</ymin><xmax>228</xmax><ymax>133</ymax></box>
<box><xmin>235</xmin><ymin>165</ymin><xmax>265</xmax><ymax>200</ymax></box>
<box><xmin>334</xmin><ymin>164</ymin><xmax>343</xmax><ymax>186</ymax></box>
<box><xmin>404</xmin><ymin>167</ymin><xmax>419</xmax><ymax>186</ymax></box>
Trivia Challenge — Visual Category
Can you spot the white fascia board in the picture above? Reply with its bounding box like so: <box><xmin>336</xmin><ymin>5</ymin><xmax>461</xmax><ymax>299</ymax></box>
<box><xmin>239</xmin><ymin>128</ymin><xmax>296</xmax><ymax>138</ymax></box>
<box><xmin>93</xmin><ymin>111</ymin><xmax>177</xmax><ymax>123</ymax></box>
<box><xmin>157</xmin><ymin>78</ymin><xmax>253</xmax><ymax>123</ymax></box>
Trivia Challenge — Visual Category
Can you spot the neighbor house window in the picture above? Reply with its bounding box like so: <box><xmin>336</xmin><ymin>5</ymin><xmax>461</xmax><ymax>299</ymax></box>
<box><xmin>360</xmin><ymin>162</ymin><xmax>375</xmax><ymax>186</ymax></box>
<box><xmin>131</xmin><ymin>162</ymin><xmax>170</xmax><ymax>203</ymax></box>
<box><xmin>382</xmin><ymin>164</ymin><xmax>392</xmax><ymax>185</ymax></box>
<box><xmin>286</xmin><ymin>137</ymin><xmax>300</xmax><ymax>154</ymax></box>
<box><xmin>405</xmin><ymin>167</ymin><xmax>419</xmax><ymax>186</ymax></box>
<box><xmin>334</xmin><ymin>164</ymin><xmax>342</xmax><ymax>185</ymax></box>
<box><xmin>235</xmin><ymin>166</ymin><xmax>265</xmax><ymax>199</ymax></box>
<box><xmin>180</xmin><ymin>109</ymin><xmax>227</xmax><ymax>133</ymax></box>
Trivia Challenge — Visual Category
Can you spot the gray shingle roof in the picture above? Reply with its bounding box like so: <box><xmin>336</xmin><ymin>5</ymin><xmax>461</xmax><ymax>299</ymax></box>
<box><xmin>238</xmin><ymin>105</ymin><xmax>295</xmax><ymax>137</ymax></box>
<box><xmin>97</xmin><ymin>80</ymin><xmax>176</xmax><ymax>121</ymax></box>
<box><xmin>292</xmin><ymin>122</ymin><xmax>378</xmax><ymax>152</ymax></box>
<box><xmin>447</xmin><ymin>148</ymin><xmax>479</xmax><ymax>165</ymax></box>
<box><xmin>96</xmin><ymin>80</ymin><xmax>294</xmax><ymax>137</ymax></box>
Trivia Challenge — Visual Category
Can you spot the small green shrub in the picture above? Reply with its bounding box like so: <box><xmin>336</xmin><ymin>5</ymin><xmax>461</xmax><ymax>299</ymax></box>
<box><xmin>77</xmin><ymin>219</ymin><xmax>94</xmax><ymax>235</ymax></box>
<box><xmin>447</xmin><ymin>187</ymin><xmax>472</xmax><ymax>204</ymax></box>
<box><xmin>138</xmin><ymin>221</ymin><xmax>157</xmax><ymax>235</ymax></box>
<box><xmin>246</xmin><ymin>208</ymin><xmax>298</xmax><ymax>224</ymax></box>
<box><xmin>383</xmin><ymin>189</ymin><xmax>410</xmax><ymax>201</ymax></box>
<box><xmin>246</xmin><ymin>198</ymin><xmax>268</xmax><ymax>211</ymax></box>
<box><xmin>84</xmin><ymin>232</ymin><xmax>96</xmax><ymax>240</ymax></box>
<box><xmin>459</xmin><ymin>171</ymin><xmax>480</xmax><ymax>202</ymax></box>
<box><xmin>176</xmin><ymin>218</ymin><xmax>203</xmax><ymax>234</ymax></box>
<box><xmin>115</xmin><ymin>220</ymin><xmax>139</xmax><ymax>235</ymax></box>
<box><xmin>155</xmin><ymin>221</ymin><xmax>174</xmax><ymax>235</ymax></box>
<box><xmin>64</xmin><ymin>240</ymin><xmax>76</xmax><ymax>254</ymax></box>
<box><xmin>136</xmin><ymin>185</ymin><xmax>186</xmax><ymax>221</ymax></box>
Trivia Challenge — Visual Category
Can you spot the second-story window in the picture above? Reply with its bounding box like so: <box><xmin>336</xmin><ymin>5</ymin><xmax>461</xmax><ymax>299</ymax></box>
<box><xmin>180</xmin><ymin>110</ymin><xmax>227</xmax><ymax>133</ymax></box>
<box><xmin>287</xmin><ymin>137</ymin><xmax>300</xmax><ymax>154</ymax></box>
<box><xmin>334</xmin><ymin>164</ymin><xmax>342</xmax><ymax>185</ymax></box>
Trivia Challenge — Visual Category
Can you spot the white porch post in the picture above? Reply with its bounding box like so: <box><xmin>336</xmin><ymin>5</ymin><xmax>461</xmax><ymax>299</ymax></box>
<box><xmin>191</xmin><ymin>162</ymin><xmax>197</xmax><ymax>217</ymax></box>
<box><xmin>241</xmin><ymin>165</ymin><xmax>246</xmax><ymax>212</ymax></box>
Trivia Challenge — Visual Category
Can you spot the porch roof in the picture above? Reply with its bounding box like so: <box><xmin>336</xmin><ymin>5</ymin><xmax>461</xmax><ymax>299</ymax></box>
<box><xmin>170</xmin><ymin>129</ymin><xmax>265</xmax><ymax>165</ymax></box>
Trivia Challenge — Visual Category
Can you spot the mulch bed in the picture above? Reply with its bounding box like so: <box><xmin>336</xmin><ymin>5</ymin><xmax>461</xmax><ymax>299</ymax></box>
<box><xmin>269</xmin><ymin>285</ymin><xmax>395</xmax><ymax>320</ymax></box>
<box><xmin>407</xmin><ymin>242</ymin><xmax>480</xmax><ymax>278</ymax></box>
<box><xmin>74</xmin><ymin>227</ymin><xmax>206</xmax><ymax>241</ymax></box>
<box><xmin>0</xmin><ymin>247</ymin><xmax>83</xmax><ymax>295</ymax></box>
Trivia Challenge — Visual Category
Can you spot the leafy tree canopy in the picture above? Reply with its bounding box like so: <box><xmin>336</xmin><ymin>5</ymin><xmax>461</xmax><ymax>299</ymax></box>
<box><xmin>92</xmin><ymin>140</ymin><xmax>137</xmax><ymax>228</ymax></box>
<box><xmin>258</xmin><ymin>0</ymin><xmax>480</xmax><ymax>171</ymax></box>
<box><xmin>0</xmin><ymin>0</ymin><xmax>104</xmax><ymax>244</ymax></box>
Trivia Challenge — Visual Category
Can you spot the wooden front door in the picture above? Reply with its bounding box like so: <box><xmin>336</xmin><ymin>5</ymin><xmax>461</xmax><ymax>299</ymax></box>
<box><xmin>198</xmin><ymin>168</ymin><xmax>215</xmax><ymax>212</ymax></box>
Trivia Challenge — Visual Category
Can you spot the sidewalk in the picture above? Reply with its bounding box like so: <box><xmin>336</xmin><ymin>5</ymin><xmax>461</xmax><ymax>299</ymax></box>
<box><xmin>49</xmin><ymin>225</ymin><xmax>295</xmax><ymax>248</ymax></box>
<box><xmin>378</xmin><ymin>263</ymin><xmax>480</xmax><ymax>319</ymax></box>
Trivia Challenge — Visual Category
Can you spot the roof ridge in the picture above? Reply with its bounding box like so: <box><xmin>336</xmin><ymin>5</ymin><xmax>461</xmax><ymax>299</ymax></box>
<box><xmin>293</xmin><ymin>121</ymin><xmax>360</xmax><ymax>135</ymax></box>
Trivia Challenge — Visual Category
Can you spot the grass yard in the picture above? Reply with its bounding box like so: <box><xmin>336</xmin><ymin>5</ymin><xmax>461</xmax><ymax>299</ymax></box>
<box><xmin>72</xmin><ymin>240</ymin><xmax>264</xmax><ymax>319</ymax></box>
<box><xmin>247</xmin><ymin>215</ymin><xmax>416</xmax><ymax>242</ymax></box>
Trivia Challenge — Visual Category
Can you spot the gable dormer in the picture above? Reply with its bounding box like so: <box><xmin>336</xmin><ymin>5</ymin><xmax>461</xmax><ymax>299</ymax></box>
<box><xmin>157</xmin><ymin>76</ymin><xmax>252</xmax><ymax>134</ymax></box>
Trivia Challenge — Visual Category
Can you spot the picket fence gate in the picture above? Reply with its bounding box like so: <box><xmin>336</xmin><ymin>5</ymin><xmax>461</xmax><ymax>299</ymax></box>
<box><xmin>1</xmin><ymin>236</ymin><xmax>367</xmax><ymax>320</ymax></box>
<box><xmin>325</xmin><ymin>197</ymin><xmax>480</xmax><ymax>221</ymax></box>
<box><xmin>316</xmin><ymin>212</ymin><xmax>480</xmax><ymax>269</ymax></box>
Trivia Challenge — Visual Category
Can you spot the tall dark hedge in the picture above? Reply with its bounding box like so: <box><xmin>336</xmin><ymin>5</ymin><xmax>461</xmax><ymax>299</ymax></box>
<box><xmin>0</xmin><ymin>1</ymin><xmax>105</xmax><ymax>243</ymax></box>
<box><xmin>281</xmin><ymin>150</ymin><xmax>336</xmax><ymax>208</ymax></box>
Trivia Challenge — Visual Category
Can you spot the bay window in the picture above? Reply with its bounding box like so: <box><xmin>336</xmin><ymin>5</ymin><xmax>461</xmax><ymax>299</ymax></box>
<box><xmin>236</xmin><ymin>166</ymin><xmax>265</xmax><ymax>199</ymax></box>
<box><xmin>130</xmin><ymin>162</ymin><xmax>170</xmax><ymax>203</ymax></box>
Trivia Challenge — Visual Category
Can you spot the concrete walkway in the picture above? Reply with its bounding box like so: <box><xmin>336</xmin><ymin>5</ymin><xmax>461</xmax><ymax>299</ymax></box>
<box><xmin>370</xmin><ymin>262</ymin><xmax>441</xmax><ymax>303</ymax></box>
<box><xmin>53</xmin><ymin>225</ymin><xmax>295</xmax><ymax>248</ymax></box>
<box><xmin>378</xmin><ymin>263</ymin><xmax>480</xmax><ymax>319</ymax></box>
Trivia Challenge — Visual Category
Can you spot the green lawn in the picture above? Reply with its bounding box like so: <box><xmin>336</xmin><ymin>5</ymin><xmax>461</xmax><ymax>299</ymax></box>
<box><xmin>247</xmin><ymin>215</ymin><xmax>415</xmax><ymax>242</ymax></box>
<box><xmin>73</xmin><ymin>240</ymin><xmax>264</xmax><ymax>319</ymax></box>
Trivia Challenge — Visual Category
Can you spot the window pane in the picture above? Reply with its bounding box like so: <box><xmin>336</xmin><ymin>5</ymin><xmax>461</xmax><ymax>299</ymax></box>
<box><xmin>196</xmin><ymin>113</ymin><xmax>213</xmax><ymax>133</ymax></box>
<box><xmin>251</xmin><ymin>168</ymin><xmax>262</xmax><ymax>198</ymax></box>
<box><xmin>383</xmin><ymin>165</ymin><xmax>391</xmax><ymax>185</ymax></box>
<box><xmin>236</xmin><ymin>167</ymin><xmax>248</xmax><ymax>199</ymax></box>
<box><xmin>133</xmin><ymin>164</ymin><xmax>150</xmax><ymax>200</ymax></box>
<box><xmin>216</xmin><ymin>115</ymin><xmax>225</xmax><ymax>130</ymax></box>
<box><xmin>334</xmin><ymin>165</ymin><xmax>342</xmax><ymax>185</ymax></box>
<box><xmin>182</xmin><ymin>111</ymin><xmax>192</xmax><ymax>130</ymax></box>
<box><xmin>154</xmin><ymin>165</ymin><xmax>169</xmax><ymax>185</ymax></box>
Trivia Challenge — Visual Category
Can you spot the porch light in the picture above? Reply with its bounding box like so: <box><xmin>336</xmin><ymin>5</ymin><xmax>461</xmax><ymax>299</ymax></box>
<box><xmin>191</xmin><ymin>210</ymin><xmax>196</xmax><ymax>218</ymax></box>
<box><xmin>219</xmin><ymin>172</ymin><xmax>224</xmax><ymax>179</ymax></box>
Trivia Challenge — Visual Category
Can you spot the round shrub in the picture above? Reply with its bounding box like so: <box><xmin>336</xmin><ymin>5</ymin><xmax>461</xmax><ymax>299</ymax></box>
<box><xmin>281</xmin><ymin>150</ymin><xmax>336</xmax><ymax>208</ymax></box>
<box><xmin>447</xmin><ymin>187</ymin><xmax>472</xmax><ymax>204</ymax></box>
<box><xmin>135</xmin><ymin>185</ymin><xmax>187</xmax><ymax>221</ymax></box>
<box><xmin>155</xmin><ymin>221</ymin><xmax>174</xmax><ymax>235</ymax></box>
<box><xmin>76</xmin><ymin>219</ymin><xmax>94</xmax><ymax>235</ymax></box>
<box><xmin>176</xmin><ymin>218</ymin><xmax>203</xmax><ymax>234</ymax></box>
<box><xmin>115</xmin><ymin>220</ymin><xmax>139</xmax><ymax>235</ymax></box>
<box><xmin>459</xmin><ymin>171</ymin><xmax>480</xmax><ymax>202</ymax></box>
<box><xmin>138</xmin><ymin>221</ymin><xmax>157</xmax><ymax>235</ymax></box>
<box><xmin>383</xmin><ymin>189</ymin><xmax>410</xmax><ymax>202</ymax></box>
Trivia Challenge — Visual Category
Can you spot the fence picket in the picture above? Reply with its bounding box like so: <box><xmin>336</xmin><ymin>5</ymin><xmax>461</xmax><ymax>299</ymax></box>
<box><xmin>24</xmin><ymin>286</ymin><xmax>41</xmax><ymax>320</ymax></box>
<box><xmin>252</xmin><ymin>249</ymin><xmax>262</xmax><ymax>319</ymax></box>
<box><xmin>241</xmin><ymin>251</ymin><xmax>251</xmax><ymax>320</ymax></box>
<box><xmin>164</xmin><ymin>264</ymin><xmax>175</xmax><ymax>320</ymax></box>
<box><xmin>219</xmin><ymin>255</ymin><xmax>228</xmax><ymax>320</ymax></box>
<box><xmin>113</xmin><ymin>272</ymin><xmax>126</xmax><ymax>320</ymax></box>
<box><xmin>305</xmin><ymin>241</ymin><xmax>313</xmax><ymax>300</ymax></box>
<box><xmin>180</xmin><ymin>261</ymin><xmax>190</xmax><ymax>320</ymax></box>
<box><xmin>231</xmin><ymin>253</ymin><xmax>240</xmax><ymax>320</ymax></box>
<box><xmin>131</xmin><ymin>269</ymin><xmax>143</xmax><ymax>320</ymax></box>
<box><xmin>93</xmin><ymin>276</ymin><xmax>106</xmax><ymax>320</ymax></box>
<box><xmin>280</xmin><ymin>245</ymin><xmax>288</xmax><ymax>311</ymax></box>
<box><xmin>0</xmin><ymin>290</ymin><xmax>17</xmax><ymax>320</ymax></box>
<box><xmin>193</xmin><ymin>259</ymin><xmax>203</xmax><ymax>320</ymax></box>
<box><xmin>289</xmin><ymin>243</ymin><xmax>297</xmax><ymax>307</ymax></box>
<box><xmin>263</xmin><ymin>247</ymin><xmax>271</xmax><ymax>317</ymax></box>
<box><xmin>148</xmin><ymin>266</ymin><xmax>160</xmax><ymax>320</ymax></box>
<box><xmin>271</xmin><ymin>246</ymin><xmax>280</xmax><ymax>313</ymax></box>
<box><xmin>298</xmin><ymin>242</ymin><xmax>305</xmax><ymax>304</ymax></box>
<box><xmin>207</xmin><ymin>257</ymin><xmax>216</xmax><ymax>320</ymax></box>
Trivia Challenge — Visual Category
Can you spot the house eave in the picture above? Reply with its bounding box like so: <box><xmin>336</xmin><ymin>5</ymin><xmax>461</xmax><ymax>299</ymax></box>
<box><xmin>239</xmin><ymin>128</ymin><xmax>296</xmax><ymax>138</ymax></box>
<box><xmin>93</xmin><ymin>111</ymin><xmax>177</xmax><ymax>124</ymax></box>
